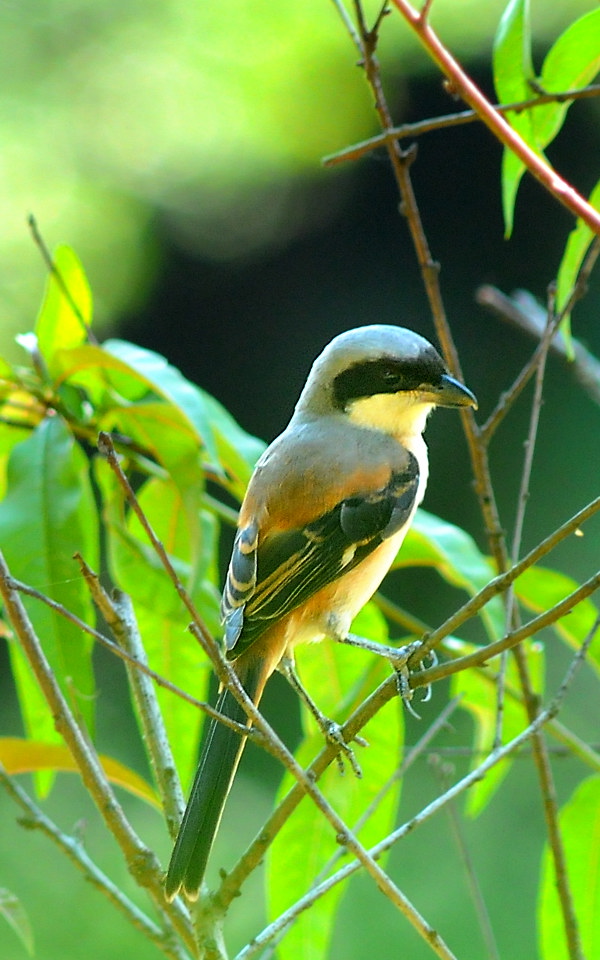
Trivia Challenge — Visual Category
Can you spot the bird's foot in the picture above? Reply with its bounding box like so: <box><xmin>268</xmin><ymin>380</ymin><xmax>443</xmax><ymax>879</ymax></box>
<box><xmin>391</xmin><ymin>643</ymin><xmax>438</xmax><ymax>718</ymax></box>
<box><xmin>279</xmin><ymin>655</ymin><xmax>365</xmax><ymax>777</ymax></box>
<box><xmin>315</xmin><ymin>715</ymin><xmax>366</xmax><ymax>778</ymax></box>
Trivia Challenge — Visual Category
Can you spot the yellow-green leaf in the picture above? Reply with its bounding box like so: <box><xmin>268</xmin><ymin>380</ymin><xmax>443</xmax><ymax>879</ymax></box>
<box><xmin>0</xmin><ymin>737</ymin><xmax>159</xmax><ymax>808</ymax></box>
<box><xmin>269</xmin><ymin>605</ymin><xmax>403</xmax><ymax>960</ymax></box>
<box><xmin>34</xmin><ymin>246</ymin><xmax>92</xmax><ymax>373</ymax></box>
<box><xmin>538</xmin><ymin>776</ymin><xmax>600</xmax><ymax>959</ymax></box>
<box><xmin>0</xmin><ymin>886</ymin><xmax>34</xmax><ymax>956</ymax></box>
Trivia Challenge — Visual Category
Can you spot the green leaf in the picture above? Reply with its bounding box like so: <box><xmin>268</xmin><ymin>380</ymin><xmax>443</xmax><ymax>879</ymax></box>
<box><xmin>0</xmin><ymin>416</ymin><xmax>99</xmax><ymax>775</ymax></box>
<box><xmin>52</xmin><ymin>340</ymin><xmax>263</xmax><ymax>491</ymax></box>
<box><xmin>493</xmin><ymin>5</ymin><xmax>600</xmax><ymax>239</ymax></box>
<box><xmin>493</xmin><ymin>0</ymin><xmax>534</xmax><ymax>236</ymax></box>
<box><xmin>0</xmin><ymin>737</ymin><xmax>159</xmax><ymax>808</ymax></box>
<box><xmin>104</xmin><ymin>339</ymin><xmax>222</xmax><ymax>469</ymax></box>
<box><xmin>105</xmin><ymin>401</ymin><xmax>207</xmax><ymax>557</ymax></box>
<box><xmin>515</xmin><ymin>565</ymin><xmax>600</xmax><ymax>674</ymax></box>
<box><xmin>0</xmin><ymin>421</ymin><xmax>32</xmax><ymax>500</ymax></box>
<box><xmin>533</xmin><ymin>8</ymin><xmax>600</xmax><ymax>149</ymax></box>
<box><xmin>556</xmin><ymin>179</ymin><xmax>600</xmax><ymax>342</ymax></box>
<box><xmin>34</xmin><ymin>246</ymin><xmax>92</xmax><ymax>373</ymax></box>
<box><xmin>399</xmin><ymin>509</ymin><xmax>502</xmax><ymax>641</ymax></box>
<box><xmin>269</xmin><ymin>604</ymin><xmax>403</xmax><ymax>960</ymax></box>
<box><xmin>538</xmin><ymin>776</ymin><xmax>600</xmax><ymax>959</ymax></box>
<box><xmin>199</xmin><ymin>388</ymin><xmax>264</xmax><ymax>496</ymax></box>
<box><xmin>95</xmin><ymin>462</ymin><xmax>220</xmax><ymax>786</ymax></box>
<box><xmin>0</xmin><ymin>887</ymin><xmax>34</xmax><ymax>956</ymax></box>
<box><xmin>452</xmin><ymin>639</ymin><xmax>544</xmax><ymax>816</ymax></box>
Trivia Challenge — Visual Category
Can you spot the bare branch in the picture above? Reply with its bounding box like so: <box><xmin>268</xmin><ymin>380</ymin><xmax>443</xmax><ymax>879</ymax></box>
<box><xmin>0</xmin><ymin>765</ymin><xmax>191</xmax><ymax>960</ymax></box>
<box><xmin>0</xmin><ymin>550</ymin><xmax>197</xmax><ymax>954</ymax></box>
<box><xmin>388</xmin><ymin>1</ymin><xmax>600</xmax><ymax>233</ymax></box>
<box><xmin>76</xmin><ymin>554</ymin><xmax>185</xmax><ymax>839</ymax></box>
<box><xmin>323</xmin><ymin>85</ymin><xmax>600</xmax><ymax>167</ymax></box>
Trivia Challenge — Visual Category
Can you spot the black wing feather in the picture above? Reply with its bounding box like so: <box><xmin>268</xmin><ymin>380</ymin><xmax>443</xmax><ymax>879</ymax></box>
<box><xmin>223</xmin><ymin>455</ymin><xmax>419</xmax><ymax>656</ymax></box>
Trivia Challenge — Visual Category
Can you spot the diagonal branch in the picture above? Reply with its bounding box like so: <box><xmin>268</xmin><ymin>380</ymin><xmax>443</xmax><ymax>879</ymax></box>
<box><xmin>234</xmin><ymin>615</ymin><xmax>597</xmax><ymax>960</ymax></box>
<box><xmin>389</xmin><ymin>0</ymin><xmax>600</xmax><ymax>233</ymax></box>
<box><xmin>0</xmin><ymin>764</ymin><xmax>191</xmax><ymax>960</ymax></box>
<box><xmin>323</xmin><ymin>84</ymin><xmax>600</xmax><ymax>168</ymax></box>
<box><xmin>0</xmin><ymin>550</ymin><xmax>197</xmax><ymax>955</ymax></box>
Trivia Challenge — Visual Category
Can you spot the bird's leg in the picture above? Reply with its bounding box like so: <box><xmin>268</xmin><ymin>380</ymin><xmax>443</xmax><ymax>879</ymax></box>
<box><xmin>338</xmin><ymin>634</ymin><xmax>424</xmax><ymax>716</ymax></box>
<box><xmin>278</xmin><ymin>656</ymin><xmax>365</xmax><ymax>777</ymax></box>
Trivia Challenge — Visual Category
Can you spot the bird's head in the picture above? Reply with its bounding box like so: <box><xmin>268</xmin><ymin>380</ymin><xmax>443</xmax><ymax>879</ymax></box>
<box><xmin>294</xmin><ymin>325</ymin><xmax>477</xmax><ymax>438</ymax></box>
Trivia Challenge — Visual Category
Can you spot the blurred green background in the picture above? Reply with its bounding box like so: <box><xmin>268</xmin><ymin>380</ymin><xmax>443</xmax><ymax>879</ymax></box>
<box><xmin>1</xmin><ymin>0</ymin><xmax>599</xmax><ymax>957</ymax></box>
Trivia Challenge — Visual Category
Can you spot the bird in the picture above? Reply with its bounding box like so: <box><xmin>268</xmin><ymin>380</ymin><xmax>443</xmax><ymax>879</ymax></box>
<box><xmin>165</xmin><ymin>324</ymin><xmax>477</xmax><ymax>900</ymax></box>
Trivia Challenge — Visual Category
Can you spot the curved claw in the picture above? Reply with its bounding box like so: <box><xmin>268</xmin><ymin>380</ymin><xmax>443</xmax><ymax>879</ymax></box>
<box><xmin>323</xmin><ymin>720</ymin><xmax>364</xmax><ymax>778</ymax></box>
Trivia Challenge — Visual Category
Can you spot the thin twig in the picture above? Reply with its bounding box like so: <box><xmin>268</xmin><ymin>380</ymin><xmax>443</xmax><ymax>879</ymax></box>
<box><xmin>234</xmin><ymin>618</ymin><xmax>597</xmax><ymax>960</ymax></box>
<box><xmin>479</xmin><ymin>237</ymin><xmax>600</xmax><ymax>442</ymax></box>
<box><xmin>494</xmin><ymin>295</ymin><xmax>556</xmax><ymax>746</ymax></box>
<box><xmin>477</xmin><ymin>287</ymin><xmax>600</xmax><ymax>411</ymax></box>
<box><xmin>414</xmin><ymin>570</ymin><xmax>600</xmax><ymax>689</ymax></box>
<box><xmin>0</xmin><ymin>550</ymin><xmax>197</xmax><ymax>955</ymax></box>
<box><xmin>388</xmin><ymin>0</ymin><xmax>600</xmax><ymax>233</ymax></box>
<box><xmin>8</xmin><ymin>574</ymin><xmax>256</xmax><ymax>742</ymax></box>
<box><xmin>431</xmin><ymin>758</ymin><xmax>500</xmax><ymax>960</ymax></box>
<box><xmin>76</xmin><ymin>554</ymin><xmax>185</xmax><ymax>838</ymax></box>
<box><xmin>0</xmin><ymin>765</ymin><xmax>191</xmax><ymax>960</ymax></box>
<box><xmin>412</xmin><ymin>495</ymin><xmax>600</xmax><ymax>665</ymax></box>
<box><xmin>323</xmin><ymin>85</ymin><xmax>600</xmax><ymax>167</ymax></box>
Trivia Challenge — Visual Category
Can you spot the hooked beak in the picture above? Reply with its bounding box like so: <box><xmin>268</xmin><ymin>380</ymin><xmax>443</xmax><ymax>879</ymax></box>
<box><xmin>426</xmin><ymin>373</ymin><xmax>478</xmax><ymax>409</ymax></box>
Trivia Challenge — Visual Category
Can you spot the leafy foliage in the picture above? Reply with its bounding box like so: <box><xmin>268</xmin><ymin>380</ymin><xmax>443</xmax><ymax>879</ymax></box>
<box><xmin>1</xmin><ymin>1</ymin><xmax>600</xmax><ymax>957</ymax></box>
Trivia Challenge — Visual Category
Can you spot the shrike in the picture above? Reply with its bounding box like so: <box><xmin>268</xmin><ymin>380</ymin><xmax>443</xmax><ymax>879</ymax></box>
<box><xmin>165</xmin><ymin>324</ymin><xmax>476</xmax><ymax>900</ymax></box>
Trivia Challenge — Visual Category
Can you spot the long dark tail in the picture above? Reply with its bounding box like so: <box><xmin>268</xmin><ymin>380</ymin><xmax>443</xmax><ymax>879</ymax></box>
<box><xmin>165</xmin><ymin>661</ymin><xmax>264</xmax><ymax>900</ymax></box>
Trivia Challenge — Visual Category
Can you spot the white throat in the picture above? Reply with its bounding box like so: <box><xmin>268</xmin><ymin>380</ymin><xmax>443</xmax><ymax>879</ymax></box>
<box><xmin>347</xmin><ymin>392</ymin><xmax>434</xmax><ymax>441</ymax></box>
<box><xmin>347</xmin><ymin>392</ymin><xmax>432</xmax><ymax>504</ymax></box>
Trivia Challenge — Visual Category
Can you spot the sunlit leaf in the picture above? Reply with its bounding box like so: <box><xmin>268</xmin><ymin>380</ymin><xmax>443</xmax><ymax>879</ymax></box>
<box><xmin>556</xmin><ymin>179</ymin><xmax>600</xmax><ymax>344</ymax></box>
<box><xmin>105</xmin><ymin>401</ymin><xmax>206</xmax><ymax>561</ymax></box>
<box><xmin>270</xmin><ymin>605</ymin><xmax>403</xmax><ymax>960</ymax></box>
<box><xmin>0</xmin><ymin>886</ymin><xmax>34</xmax><ymax>956</ymax></box>
<box><xmin>0</xmin><ymin>416</ymin><xmax>99</xmax><ymax>789</ymax></box>
<box><xmin>103</xmin><ymin>339</ymin><xmax>221</xmax><ymax>469</ymax></box>
<box><xmin>515</xmin><ymin>564</ymin><xmax>600</xmax><ymax>673</ymax></box>
<box><xmin>94</xmin><ymin>462</ymin><xmax>220</xmax><ymax>787</ymax></box>
<box><xmin>198</xmin><ymin>388</ymin><xmax>264</xmax><ymax>496</ymax></box>
<box><xmin>34</xmin><ymin>246</ymin><xmax>92</xmax><ymax>373</ymax></box>
<box><xmin>533</xmin><ymin>8</ymin><xmax>600</xmax><ymax>149</ymax></box>
<box><xmin>451</xmin><ymin>639</ymin><xmax>544</xmax><ymax>816</ymax></box>
<box><xmin>0</xmin><ymin>737</ymin><xmax>159</xmax><ymax>808</ymax></box>
<box><xmin>493</xmin><ymin>0</ymin><xmax>535</xmax><ymax>236</ymax></box>
<box><xmin>399</xmin><ymin>509</ymin><xmax>502</xmax><ymax>640</ymax></box>
<box><xmin>538</xmin><ymin>776</ymin><xmax>600</xmax><ymax>959</ymax></box>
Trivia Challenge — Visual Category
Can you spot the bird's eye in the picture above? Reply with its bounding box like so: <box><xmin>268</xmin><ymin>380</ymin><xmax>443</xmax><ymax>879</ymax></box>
<box><xmin>381</xmin><ymin>367</ymin><xmax>401</xmax><ymax>386</ymax></box>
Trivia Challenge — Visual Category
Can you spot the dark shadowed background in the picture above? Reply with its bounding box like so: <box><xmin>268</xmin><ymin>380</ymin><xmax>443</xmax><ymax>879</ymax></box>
<box><xmin>1</xmin><ymin>1</ymin><xmax>599</xmax><ymax>957</ymax></box>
